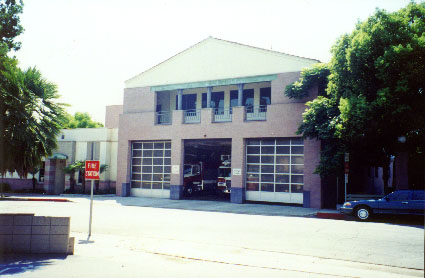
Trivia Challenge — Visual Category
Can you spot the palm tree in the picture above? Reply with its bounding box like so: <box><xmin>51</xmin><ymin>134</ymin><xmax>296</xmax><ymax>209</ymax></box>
<box><xmin>0</xmin><ymin>60</ymin><xmax>66</xmax><ymax>180</ymax></box>
<box><xmin>64</xmin><ymin>161</ymin><xmax>108</xmax><ymax>194</ymax></box>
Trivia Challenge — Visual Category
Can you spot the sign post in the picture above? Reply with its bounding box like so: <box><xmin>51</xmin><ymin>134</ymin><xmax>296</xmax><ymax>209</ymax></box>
<box><xmin>344</xmin><ymin>153</ymin><xmax>349</xmax><ymax>203</ymax></box>
<box><xmin>85</xmin><ymin>160</ymin><xmax>100</xmax><ymax>237</ymax></box>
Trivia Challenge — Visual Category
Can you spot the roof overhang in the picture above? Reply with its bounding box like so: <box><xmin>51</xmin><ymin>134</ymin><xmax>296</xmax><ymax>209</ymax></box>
<box><xmin>150</xmin><ymin>74</ymin><xmax>277</xmax><ymax>92</ymax></box>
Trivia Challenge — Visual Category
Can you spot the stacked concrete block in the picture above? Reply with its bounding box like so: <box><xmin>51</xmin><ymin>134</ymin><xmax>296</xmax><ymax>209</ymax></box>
<box><xmin>50</xmin><ymin>217</ymin><xmax>70</xmax><ymax>254</ymax></box>
<box><xmin>31</xmin><ymin>216</ymin><xmax>51</xmax><ymax>253</ymax></box>
<box><xmin>12</xmin><ymin>214</ymin><xmax>33</xmax><ymax>253</ymax></box>
<box><xmin>0</xmin><ymin>213</ymin><xmax>73</xmax><ymax>255</ymax></box>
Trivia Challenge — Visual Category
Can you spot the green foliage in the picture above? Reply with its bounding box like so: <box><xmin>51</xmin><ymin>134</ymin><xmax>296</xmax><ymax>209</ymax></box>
<box><xmin>331</xmin><ymin>2</ymin><xmax>425</xmax><ymax>156</ymax></box>
<box><xmin>286</xmin><ymin>2</ymin><xmax>425</xmax><ymax>177</ymax></box>
<box><xmin>285</xmin><ymin>63</ymin><xmax>330</xmax><ymax>99</ymax></box>
<box><xmin>64</xmin><ymin>160</ymin><xmax>108</xmax><ymax>194</ymax></box>
<box><xmin>62</xmin><ymin>112</ymin><xmax>104</xmax><ymax>129</ymax></box>
<box><xmin>0</xmin><ymin>2</ymin><xmax>66</xmax><ymax>178</ymax></box>
<box><xmin>0</xmin><ymin>0</ymin><xmax>24</xmax><ymax>51</ymax></box>
<box><xmin>0</xmin><ymin>64</ymin><xmax>66</xmax><ymax>177</ymax></box>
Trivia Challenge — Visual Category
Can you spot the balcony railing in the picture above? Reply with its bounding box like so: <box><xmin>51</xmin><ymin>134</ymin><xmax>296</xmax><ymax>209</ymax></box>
<box><xmin>245</xmin><ymin>105</ymin><xmax>267</xmax><ymax>121</ymax></box>
<box><xmin>184</xmin><ymin>109</ymin><xmax>201</xmax><ymax>123</ymax></box>
<box><xmin>156</xmin><ymin>111</ymin><xmax>171</xmax><ymax>125</ymax></box>
<box><xmin>213</xmin><ymin>108</ymin><xmax>232</xmax><ymax>122</ymax></box>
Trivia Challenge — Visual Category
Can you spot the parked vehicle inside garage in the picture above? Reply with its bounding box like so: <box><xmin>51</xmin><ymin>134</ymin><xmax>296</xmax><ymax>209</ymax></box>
<box><xmin>340</xmin><ymin>190</ymin><xmax>425</xmax><ymax>221</ymax></box>
<box><xmin>217</xmin><ymin>155</ymin><xmax>231</xmax><ymax>194</ymax></box>
<box><xmin>183</xmin><ymin>162</ymin><xmax>217</xmax><ymax>196</ymax></box>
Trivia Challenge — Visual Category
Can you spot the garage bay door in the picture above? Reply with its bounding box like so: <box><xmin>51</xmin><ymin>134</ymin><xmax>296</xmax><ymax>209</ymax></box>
<box><xmin>245</xmin><ymin>138</ymin><xmax>304</xmax><ymax>204</ymax></box>
<box><xmin>130</xmin><ymin>141</ymin><xmax>171</xmax><ymax>198</ymax></box>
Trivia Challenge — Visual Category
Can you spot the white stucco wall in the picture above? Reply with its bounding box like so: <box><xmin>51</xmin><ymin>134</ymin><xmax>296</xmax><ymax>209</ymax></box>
<box><xmin>126</xmin><ymin>38</ymin><xmax>318</xmax><ymax>88</ymax></box>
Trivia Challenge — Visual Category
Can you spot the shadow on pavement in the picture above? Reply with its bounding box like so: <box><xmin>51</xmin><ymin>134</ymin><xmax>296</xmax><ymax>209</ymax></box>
<box><xmin>0</xmin><ymin>254</ymin><xmax>67</xmax><ymax>275</ymax></box>
<box><xmin>78</xmin><ymin>238</ymin><xmax>95</xmax><ymax>244</ymax></box>
<box><xmin>344</xmin><ymin>214</ymin><xmax>424</xmax><ymax>228</ymax></box>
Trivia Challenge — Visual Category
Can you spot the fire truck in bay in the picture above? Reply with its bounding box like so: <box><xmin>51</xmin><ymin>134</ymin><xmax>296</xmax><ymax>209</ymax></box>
<box><xmin>217</xmin><ymin>155</ymin><xmax>231</xmax><ymax>194</ymax></box>
<box><xmin>183</xmin><ymin>162</ymin><xmax>217</xmax><ymax>196</ymax></box>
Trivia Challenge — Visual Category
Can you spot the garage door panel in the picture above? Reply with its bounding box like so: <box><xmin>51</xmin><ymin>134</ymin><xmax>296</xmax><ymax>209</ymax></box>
<box><xmin>245</xmin><ymin>138</ymin><xmax>304</xmax><ymax>204</ymax></box>
<box><xmin>130</xmin><ymin>141</ymin><xmax>171</xmax><ymax>197</ymax></box>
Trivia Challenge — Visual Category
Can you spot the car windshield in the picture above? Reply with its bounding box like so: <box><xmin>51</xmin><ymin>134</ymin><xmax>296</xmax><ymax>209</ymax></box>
<box><xmin>385</xmin><ymin>191</ymin><xmax>410</xmax><ymax>201</ymax></box>
<box><xmin>184</xmin><ymin>165</ymin><xmax>192</xmax><ymax>175</ymax></box>
<box><xmin>218</xmin><ymin>168</ymin><xmax>231</xmax><ymax>177</ymax></box>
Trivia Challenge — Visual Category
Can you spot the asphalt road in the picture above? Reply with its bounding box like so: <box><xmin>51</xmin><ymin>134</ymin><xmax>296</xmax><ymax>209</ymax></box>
<box><xmin>0</xmin><ymin>197</ymin><xmax>424</xmax><ymax>277</ymax></box>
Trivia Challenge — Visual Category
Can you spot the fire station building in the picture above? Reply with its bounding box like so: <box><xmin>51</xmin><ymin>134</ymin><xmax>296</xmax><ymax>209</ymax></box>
<box><xmin>117</xmin><ymin>37</ymin><xmax>323</xmax><ymax>208</ymax></box>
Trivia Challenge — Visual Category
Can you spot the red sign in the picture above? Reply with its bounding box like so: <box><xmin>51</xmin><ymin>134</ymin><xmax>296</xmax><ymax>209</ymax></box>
<box><xmin>85</xmin><ymin>160</ymin><xmax>100</xmax><ymax>180</ymax></box>
<box><xmin>344</xmin><ymin>161</ymin><xmax>349</xmax><ymax>174</ymax></box>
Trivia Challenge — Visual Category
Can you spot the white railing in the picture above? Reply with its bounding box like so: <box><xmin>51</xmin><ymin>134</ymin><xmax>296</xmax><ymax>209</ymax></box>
<box><xmin>213</xmin><ymin>108</ymin><xmax>232</xmax><ymax>122</ymax></box>
<box><xmin>245</xmin><ymin>105</ymin><xmax>267</xmax><ymax>121</ymax></box>
<box><xmin>156</xmin><ymin>111</ymin><xmax>171</xmax><ymax>124</ymax></box>
<box><xmin>184</xmin><ymin>109</ymin><xmax>201</xmax><ymax>123</ymax></box>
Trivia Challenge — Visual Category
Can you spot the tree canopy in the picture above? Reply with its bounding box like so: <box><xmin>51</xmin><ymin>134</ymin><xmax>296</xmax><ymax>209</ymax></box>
<box><xmin>61</xmin><ymin>112</ymin><xmax>104</xmax><ymax>129</ymax></box>
<box><xmin>0</xmin><ymin>1</ymin><xmax>66</xmax><ymax>178</ymax></box>
<box><xmin>285</xmin><ymin>2</ymin><xmax>425</xmax><ymax>180</ymax></box>
<box><xmin>0</xmin><ymin>0</ymin><xmax>24</xmax><ymax>51</ymax></box>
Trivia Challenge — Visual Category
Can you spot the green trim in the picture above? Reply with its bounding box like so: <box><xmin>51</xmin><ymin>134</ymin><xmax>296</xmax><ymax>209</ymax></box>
<box><xmin>150</xmin><ymin>74</ymin><xmax>277</xmax><ymax>92</ymax></box>
<box><xmin>48</xmin><ymin>153</ymin><xmax>68</xmax><ymax>160</ymax></box>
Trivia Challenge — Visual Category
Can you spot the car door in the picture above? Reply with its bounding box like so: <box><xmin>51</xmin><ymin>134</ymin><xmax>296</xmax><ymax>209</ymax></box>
<box><xmin>379</xmin><ymin>191</ymin><xmax>411</xmax><ymax>214</ymax></box>
<box><xmin>409</xmin><ymin>190</ymin><xmax>425</xmax><ymax>215</ymax></box>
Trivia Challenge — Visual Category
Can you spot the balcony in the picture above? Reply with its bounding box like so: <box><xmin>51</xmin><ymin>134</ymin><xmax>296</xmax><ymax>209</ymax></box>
<box><xmin>245</xmin><ymin>105</ymin><xmax>267</xmax><ymax>121</ymax></box>
<box><xmin>184</xmin><ymin>109</ymin><xmax>201</xmax><ymax>123</ymax></box>
<box><xmin>156</xmin><ymin>111</ymin><xmax>171</xmax><ymax>125</ymax></box>
<box><xmin>213</xmin><ymin>108</ymin><xmax>232</xmax><ymax>122</ymax></box>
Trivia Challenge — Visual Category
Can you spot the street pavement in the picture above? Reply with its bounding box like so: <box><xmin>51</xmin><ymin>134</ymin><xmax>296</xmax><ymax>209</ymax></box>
<box><xmin>0</xmin><ymin>195</ymin><xmax>424</xmax><ymax>277</ymax></box>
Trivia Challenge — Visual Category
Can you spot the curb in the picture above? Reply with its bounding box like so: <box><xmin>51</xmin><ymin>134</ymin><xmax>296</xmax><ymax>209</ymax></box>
<box><xmin>0</xmin><ymin>197</ymin><xmax>72</xmax><ymax>202</ymax></box>
<box><xmin>316</xmin><ymin>212</ymin><xmax>346</xmax><ymax>220</ymax></box>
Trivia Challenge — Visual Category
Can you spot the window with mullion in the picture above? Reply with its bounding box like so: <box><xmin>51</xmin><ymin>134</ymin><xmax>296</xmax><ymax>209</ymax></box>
<box><xmin>246</xmin><ymin>138</ymin><xmax>304</xmax><ymax>194</ymax></box>
<box><xmin>131</xmin><ymin>141</ymin><xmax>171</xmax><ymax>189</ymax></box>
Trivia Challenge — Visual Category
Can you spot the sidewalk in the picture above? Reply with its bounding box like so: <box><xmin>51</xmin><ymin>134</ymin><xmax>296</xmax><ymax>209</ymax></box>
<box><xmin>2</xmin><ymin>193</ymin><xmax>343</xmax><ymax>219</ymax></box>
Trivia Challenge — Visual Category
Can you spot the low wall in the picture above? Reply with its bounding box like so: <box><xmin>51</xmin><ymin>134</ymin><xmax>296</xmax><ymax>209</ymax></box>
<box><xmin>1</xmin><ymin>179</ymin><xmax>44</xmax><ymax>192</ymax></box>
<box><xmin>0</xmin><ymin>213</ymin><xmax>74</xmax><ymax>254</ymax></box>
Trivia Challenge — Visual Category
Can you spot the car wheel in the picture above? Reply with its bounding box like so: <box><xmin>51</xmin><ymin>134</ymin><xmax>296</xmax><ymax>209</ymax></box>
<box><xmin>355</xmin><ymin>206</ymin><xmax>371</xmax><ymax>221</ymax></box>
<box><xmin>185</xmin><ymin>184</ymin><xmax>193</xmax><ymax>196</ymax></box>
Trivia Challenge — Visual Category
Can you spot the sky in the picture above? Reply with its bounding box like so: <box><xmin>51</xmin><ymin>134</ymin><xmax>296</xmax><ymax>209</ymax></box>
<box><xmin>14</xmin><ymin>0</ymin><xmax>414</xmax><ymax>124</ymax></box>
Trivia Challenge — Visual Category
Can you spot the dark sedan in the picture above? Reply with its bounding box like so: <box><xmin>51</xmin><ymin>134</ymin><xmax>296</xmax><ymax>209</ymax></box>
<box><xmin>340</xmin><ymin>190</ymin><xmax>425</xmax><ymax>220</ymax></box>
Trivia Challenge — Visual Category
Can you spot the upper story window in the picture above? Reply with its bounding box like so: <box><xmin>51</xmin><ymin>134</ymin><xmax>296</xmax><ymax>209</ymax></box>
<box><xmin>176</xmin><ymin>94</ymin><xmax>197</xmax><ymax>110</ymax></box>
<box><xmin>230</xmin><ymin>90</ymin><xmax>238</xmax><ymax>107</ymax></box>
<box><xmin>211</xmin><ymin>92</ymin><xmax>224</xmax><ymax>109</ymax></box>
<box><xmin>243</xmin><ymin>89</ymin><xmax>254</xmax><ymax>106</ymax></box>
<box><xmin>202</xmin><ymin>93</ymin><xmax>207</xmax><ymax>108</ymax></box>
<box><xmin>260</xmin><ymin>87</ymin><xmax>271</xmax><ymax>106</ymax></box>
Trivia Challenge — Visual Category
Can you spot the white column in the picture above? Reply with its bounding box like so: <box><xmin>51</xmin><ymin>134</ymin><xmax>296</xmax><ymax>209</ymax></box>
<box><xmin>207</xmin><ymin>87</ymin><xmax>213</xmax><ymax>108</ymax></box>
<box><xmin>177</xmin><ymin>89</ymin><xmax>183</xmax><ymax>110</ymax></box>
<box><xmin>237</xmin><ymin>83</ymin><xmax>244</xmax><ymax>106</ymax></box>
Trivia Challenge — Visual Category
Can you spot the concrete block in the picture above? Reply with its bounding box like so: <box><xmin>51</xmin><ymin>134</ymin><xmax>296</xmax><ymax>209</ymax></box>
<box><xmin>50</xmin><ymin>217</ymin><xmax>70</xmax><ymax>226</ymax></box>
<box><xmin>13</xmin><ymin>225</ymin><xmax>31</xmax><ymax>235</ymax></box>
<box><xmin>0</xmin><ymin>235</ymin><xmax>13</xmax><ymax>253</ymax></box>
<box><xmin>68</xmin><ymin>237</ymin><xmax>75</xmax><ymax>255</ymax></box>
<box><xmin>121</xmin><ymin>182</ymin><xmax>130</xmax><ymax>197</ymax></box>
<box><xmin>0</xmin><ymin>214</ymin><xmax>14</xmax><ymax>225</ymax></box>
<box><xmin>14</xmin><ymin>214</ymin><xmax>34</xmax><ymax>225</ymax></box>
<box><xmin>50</xmin><ymin>225</ymin><xmax>70</xmax><ymax>235</ymax></box>
<box><xmin>31</xmin><ymin>235</ymin><xmax>50</xmax><ymax>253</ymax></box>
<box><xmin>12</xmin><ymin>234</ymin><xmax>31</xmax><ymax>253</ymax></box>
<box><xmin>230</xmin><ymin>187</ymin><xmax>245</xmax><ymax>204</ymax></box>
<box><xmin>0</xmin><ymin>225</ymin><xmax>13</xmax><ymax>235</ymax></box>
<box><xmin>49</xmin><ymin>235</ymin><xmax>69</xmax><ymax>254</ymax></box>
<box><xmin>170</xmin><ymin>185</ymin><xmax>183</xmax><ymax>200</ymax></box>
<box><xmin>32</xmin><ymin>225</ymin><xmax>50</xmax><ymax>235</ymax></box>
<box><xmin>32</xmin><ymin>216</ymin><xmax>51</xmax><ymax>226</ymax></box>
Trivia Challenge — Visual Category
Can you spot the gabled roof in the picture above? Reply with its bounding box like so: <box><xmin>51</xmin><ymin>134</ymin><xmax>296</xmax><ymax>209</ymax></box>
<box><xmin>125</xmin><ymin>37</ymin><xmax>319</xmax><ymax>89</ymax></box>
